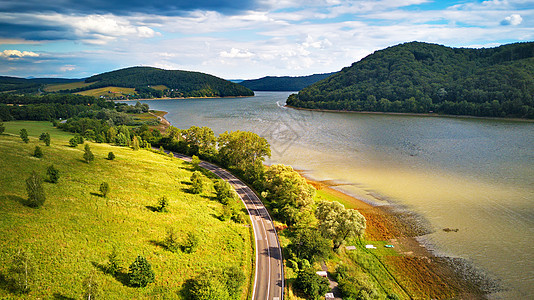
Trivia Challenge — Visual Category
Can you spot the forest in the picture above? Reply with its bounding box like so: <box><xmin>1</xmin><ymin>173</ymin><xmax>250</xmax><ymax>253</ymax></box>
<box><xmin>69</xmin><ymin>67</ymin><xmax>254</xmax><ymax>98</ymax></box>
<box><xmin>239</xmin><ymin>72</ymin><xmax>336</xmax><ymax>91</ymax></box>
<box><xmin>287</xmin><ymin>41</ymin><xmax>534</xmax><ymax>118</ymax></box>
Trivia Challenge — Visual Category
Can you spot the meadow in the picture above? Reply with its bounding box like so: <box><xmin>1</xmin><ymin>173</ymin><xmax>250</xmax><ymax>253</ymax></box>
<box><xmin>0</xmin><ymin>121</ymin><xmax>253</xmax><ymax>299</ymax></box>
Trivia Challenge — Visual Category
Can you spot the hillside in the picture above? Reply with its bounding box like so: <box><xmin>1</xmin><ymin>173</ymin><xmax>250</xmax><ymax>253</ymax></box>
<box><xmin>0</xmin><ymin>76</ymin><xmax>83</xmax><ymax>94</ymax></box>
<box><xmin>287</xmin><ymin>41</ymin><xmax>534</xmax><ymax>118</ymax></box>
<box><xmin>0</xmin><ymin>121</ymin><xmax>253</xmax><ymax>298</ymax></box>
<box><xmin>69</xmin><ymin>67</ymin><xmax>254</xmax><ymax>99</ymax></box>
<box><xmin>239</xmin><ymin>72</ymin><xmax>336</xmax><ymax>91</ymax></box>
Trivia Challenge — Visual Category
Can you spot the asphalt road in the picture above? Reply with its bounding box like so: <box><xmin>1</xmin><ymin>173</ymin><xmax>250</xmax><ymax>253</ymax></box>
<box><xmin>171</xmin><ymin>151</ymin><xmax>284</xmax><ymax>300</ymax></box>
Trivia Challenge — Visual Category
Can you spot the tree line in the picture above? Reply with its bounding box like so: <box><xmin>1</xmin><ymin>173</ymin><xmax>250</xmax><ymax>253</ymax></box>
<box><xmin>287</xmin><ymin>41</ymin><xmax>534</xmax><ymax>118</ymax></box>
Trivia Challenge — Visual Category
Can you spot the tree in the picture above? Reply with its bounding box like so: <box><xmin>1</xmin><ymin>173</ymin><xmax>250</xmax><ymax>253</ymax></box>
<box><xmin>182</xmin><ymin>231</ymin><xmax>199</xmax><ymax>253</ymax></box>
<box><xmin>214</xmin><ymin>179</ymin><xmax>234</xmax><ymax>205</ymax></box>
<box><xmin>46</xmin><ymin>165</ymin><xmax>60</xmax><ymax>183</ymax></box>
<box><xmin>10</xmin><ymin>248</ymin><xmax>33</xmax><ymax>293</ymax></box>
<box><xmin>191</xmin><ymin>155</ymin><xmax>200</xmax><ymax>169</ymax></box>
<box><xmin>157</xmin><ymin>196</ymin><xmax>169</xmax><ymax>212</ymax></box>
<box><xmin>69</xmin><ymin>137</ymin><xmax>79</xmax><ymax>147</ymax></box>
<box><xmin>263</xmin><ymin>164</ymin><xmax>315</xmax><ymax>226</ymax></box>
<box><xmin>74</xmin><ymin>133</ymin><xmax>84</xmax><ymax>144</ymax></box>
<box><xmin>33</xmin><ymin>145</ymin><xmax>43</xmax><ymax>158</ymax></box>
<box><xmin>25</xmin><ymin>171</ymin><xmax>45</xmax><ymax>207</ymax></box>
<box><xmin>82</xmin><ymin>270</ymin><xmax>101</xmax><ymax>300</ymax></box>
<box><xmin>294</xmin><ymin>267</ymin><xmax>330</xmax><ymax>300</ymax></box>
<box><xmin>182</xmin><ymin>126</ymin><xmax>217</xmax><ymax>158</ymax></box>
<box><xmin>106</xmin><ymin>246</ymin><xmax>121</xmax><ymax>276</ymax></box>
<box><xmin>288</xmin><ymin>228</ymin><xmax>331</xmax><ymax>262</ymax></box>
<box><xmin>188</xmin><ymin>272</ymin><xmax>230</xmax><ymax>300</ymax></box>
<box><xmin>315</xmin><ymin>201</ymin><xmax>366</xmax><ymax>250</ymax></box>
<box><xmin>0</xmin><ymin>122</ymin><xmax>4</xmax><ymax>134</ymax></box>
<box><xmin>20</xmin><ymin>128</ymin><xmax>29</xmax><ymax>143</ymax></box>
<box><xmin>190</xmin><ymin>171</ymin><xmax>203</xmax><ymax>194</ymax></box>
<box><xmin>132</xmin><ymin>135</ymin><xmax>140</xmax><ymax>150</ymax></box>
<box><xmin>107</xmin><ymin>151</ymin><xmax>115</xmax><ymax>160</ymax></box>
<box><xmin>128</xmin><ymin>255</ymin><xmax>155</xmax><ymax>287</ymax></box>
<box><xmin>39</xmin><ymin>132</ymin><xmax>51</xmax><ymax>146</ymax></box>
<box><xmin>100</xmin><ymin>182</ymin><xmax>110</xmax><ymax>197</ymax></box>
<box><xmin>83</xmin><ymin>144</ymin><xmax>94</xmax><ymax>163</ymax></box>
<box><xmin>163</xmin><ymin>228</ymin><xmax>180</xmax><ymax>253</ymax></box>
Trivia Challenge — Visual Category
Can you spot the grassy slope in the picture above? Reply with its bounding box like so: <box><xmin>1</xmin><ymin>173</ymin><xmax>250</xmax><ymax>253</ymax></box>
<box><xmin>75</xmin><ymin>86</ymin><xmax>137</xmax><ymax>97</ymax></box>
<box><xmin>0</xmin><ymin>121</ymin><xmax>253</xmax><ymax>299</ymax></box>
<box><xmin>44</xmin><ymin>81</ymin><xmax>94</xmax><ymax>92</ymax></box>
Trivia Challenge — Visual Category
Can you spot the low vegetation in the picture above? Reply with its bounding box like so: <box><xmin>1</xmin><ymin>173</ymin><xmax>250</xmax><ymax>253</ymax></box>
<box><xmin>0</xmin><ymin>121</ymin><xmax>253</xmax><ymax>298</ymax></box>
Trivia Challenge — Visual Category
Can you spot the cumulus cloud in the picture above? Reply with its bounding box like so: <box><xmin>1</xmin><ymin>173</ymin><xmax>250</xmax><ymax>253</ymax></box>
<box><xmin>220</xmin><ymin>48</ymin><xmax>255</xmax><ymax>58</ymax></box>
<box><xmin>501</xmin><ymin>14</ymin><xmax>522</xmax><ymax>25</ymax></box>
<box><xmin>0</xmin><ymin>50</ymin><xmax>39</xmax><ymax>60</ymax></box>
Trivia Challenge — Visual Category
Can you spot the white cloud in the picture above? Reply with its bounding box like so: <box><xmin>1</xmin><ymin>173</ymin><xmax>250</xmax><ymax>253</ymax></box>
<box><xmin>501</xmin><ymin>14</ymin><xmax>523</xmax><ymax>25</ymax></box>
<box><xmin>59</xmin><ymin>65</ymin><xmax>76</xmax><ymax>72</ymax></box>
<box><xmin>0</xmin><ymin>50</ymin><xmax>39</xmax><ymax>60</ymax></box>
<box><xmin>220</xmin><ymin>48</ymin><xmax>255</xmax><ymax>58</ymax></box>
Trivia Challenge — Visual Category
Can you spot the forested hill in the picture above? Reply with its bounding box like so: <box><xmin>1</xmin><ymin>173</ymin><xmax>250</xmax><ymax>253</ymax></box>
<box><xmin>79</xmin><ymin>66</ymin><xmax>254</xmax><ymax>98</ymax></box>
<box><xmin>239</xmin><ymin>72</ymin><xmax>336</xmax><ymax>91</ymax></box>
<box><xmin>287</xmin><ymin>42</ymin><xmax>534</xmax><ymax>118</ymax></box>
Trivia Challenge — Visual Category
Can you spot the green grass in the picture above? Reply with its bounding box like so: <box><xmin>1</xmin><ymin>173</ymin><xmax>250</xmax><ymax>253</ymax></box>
<box><xmin>43</xmin><ymin>81</ymin><xmax>94</xmax><ymax>92</ymax></box>
<box><xmin>75</xmin><ymin>86</ymin><xmax>137</xmax><ymax>97</ymax></box>
<box><xmin>0</xmin><ymin>121</ymin><xmax>253</xmax><ymax>299</ymax></box>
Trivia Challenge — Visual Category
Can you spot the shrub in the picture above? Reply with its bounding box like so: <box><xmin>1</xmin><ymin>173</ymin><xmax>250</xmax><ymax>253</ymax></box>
<box><xmin>128</xmin><ymin>255</ymin><xmax>155</xmax><ymax>287</ymax></box>
<box><xmin>294</xmin><ymin>267</ymin><xmax>330</xmax><ymax>300</ymax></box>
<box><xmin>83</xmin><ymin>144</ymin><xmax>94</xmax><ymax>163</ymax></box>
<box><xmin>182</xmin><ymin>231</ymin><xmax>199</xmax><ymax>254</ymax></box>
<box><xmin>100</xmin><ymin>182</ymin><xmax>110</xmax><ymax>197</ymax></box>
<box><xmin>106</xmin><ymin>246</ymin><xmax>121</xmax><ymax>276</ymax></box>
<box><xmin>39</xmin><ymin>132</ymin><xmax>50</xmax><ymax>146</ymax></box>
<box><xmin>25</xmin><ymin>171</ymin><xmax>45</xmax><ymax>208</ymax></box>
<box><xmin>46</xmin><ymin>165</ymin><xmax>60</xmax><ymax>183</ymax></box>
<box><xmin>20</xmin><ymin>128</ymin><xmax>29</xmax><ymax>143</ymax></box>
<box><xmin>163</xmin><ymin>228</ymin><xmax>180</xmax><ymax>253</ymax></box>
<box><xmin>190</xmin><ymin>171</ymin><xmax>203</xmax><ymax>194</ymax></box>
<box><xmin>191</xmin><ymin>155</ymin><xmax>200</xmax><ymax>169</ymax></box>
<box><xmin>107</xmin><ymin>151</ymin><xmax>115</xmax><ymax>160</ymax></box>
<box><xmin>0</xmin><ymin>122</ymin><xmax>4</xmax><ymax>134</ymax></box>
<box><xmin>157</xmin><ymin>196</ymin><xmax>169</xmax><ymax>212</ymax></box>
<box><xmin>33</xmin><ymin>145</ymin><xmax>43</xmax><ymax>158</ymax></box>
<box><xmin>74</xmin><ymin>133</ymin><xmax>84</xmax><ymax>144</ymax></box>
<box><xmin>69</xmin><ymin>137</ymin><xmax>78</xmax><ymax>147</ymax></box>
<box><xmin>132</xmin><ymin>136</ymin><xmax>140</xmax><ymax>150</ymax></box>
<box><xmin>10</xmin><ymin>248</ymin><xmax>33</xmax><ymax>294</ymax></box>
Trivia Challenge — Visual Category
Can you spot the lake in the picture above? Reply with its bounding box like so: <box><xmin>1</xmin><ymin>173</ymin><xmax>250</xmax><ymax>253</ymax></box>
<box><xmin>126</xmin><ymin>92</ymin><xmax>534</xmax><ymax>298</ymax></box>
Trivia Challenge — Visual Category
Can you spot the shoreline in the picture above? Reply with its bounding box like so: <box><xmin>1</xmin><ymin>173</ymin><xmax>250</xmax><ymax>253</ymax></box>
<box><xmin>115</xmin><ymin>95</ymin><xmax>254</xmax><ymax>101</ymax></box>
<box><xmin>285</xmin><ymin>104</ymin><xmax>534</xmax><ymax>123</ymax></box>
<box><xmin>154</xmin><ymin>109</ymin><xmax>494</xmax><ymax>298</ymax></box>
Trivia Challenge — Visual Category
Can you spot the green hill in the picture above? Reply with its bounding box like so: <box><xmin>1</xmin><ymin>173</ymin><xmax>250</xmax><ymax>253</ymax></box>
<box><xmin>71</xmin><ymin>67</ymin><xmax>254</xmax><ymax>98</ymax></box>
<box><xmin>0</xmin><ymin>76</ymin><xmax>83</xmax><ymax>94</ymax></box>
<box><xmin>287</xmin><ymin>41</ymin><xmax>534</xmax><ymax>118</ymax></box>
<box><xmin>239</xmin><ymin>72</ymin><xmax>336</xmax><ymax>91</ymax></box>
<box><xmin>0</xmin><ymin>121</ymin><xmax>253</xmax><ymax>298</ymax></box>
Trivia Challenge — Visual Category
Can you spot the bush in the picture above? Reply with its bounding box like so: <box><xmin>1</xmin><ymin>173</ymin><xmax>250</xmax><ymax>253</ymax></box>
<box><xmin>25</xmin><ymin>171</ymin><xmax>45</xmax><ymax>208</ymax></box>
<box><xmin>46</xmin><ymin>165</ymin><xmax>60</xmax><ymax>183</ymax></box>
<box><xmin>83</xmin><ymin>144</ymin><xmax>94</xmax><ymax>163</ymax></box>
<box><xmin>163</xmin><ymin>228</ymin><xmax>180</xmax><ymax>253</ymax></box>
<box><xmin>182</xmin><ymin>231</ymin><xmax>199</xmax><ymax>253</ymax></box>
<box><xmin>19</xmin><ymin>128</ymin><xmax>29</xmax><ymax>143</ymax></box>
<box><xmin>0</xmin><ymin>122</ymin><xmax>4</xmax><ymax>134</ymax></box>
<box><xmin>33</xmin><ymin>145</ymin><xmax>43</xmax><ymax>158</ymax></box>
<box><xmin>106</xmin><ymin>246</ymin><xmax>121</xmax><ymax>276</ymax></box>
<box><xmin>10</xmin><ymin>248</ymin><xmax>34</xmax><ymax>294</ymax></box>
<box><xmin>74</xmin><ymin>133</ymin><xmax>84</xmax><ymax>144</ymax></box>
<box><xmin>100</xmin><ymin>182</ymin><xmax>110</xmax><ymax>197</ymax></box>
<box><xmin>39</xmin><ymin>132</ymin><xmax>50</xmax><ymax>146</ymax></box>
<box><xmin>107</xmin><ymin>151</ymin><xmax>115</xmax><ymax>160</ymax></box>
<box><xmin>191</xmin><ymin>155</ymin><xmax>200</xmax><ymax>169</ymax></box>
<box><xmin>128</xmin><ymin>255</ymin><xmax>155</xmax><ymax>287</ymax></box>
<box><xmin>294</xmin><ymin>267</ymin><xmax>330</xmax><ymax>300</ymax></box>
<box><xmin>190</xmin><ymin>171</ymin><xmax>203</xmax><ymax>194</ymax></box>
<box><xmin>69</xmin><ymin>137</ymin><xmax>78</xmax><ymax>147</ymax></box>
<box><xmin>157</xmin><ymin>196</ymin><xmax>169</xmax><ymax>212</ymax></box>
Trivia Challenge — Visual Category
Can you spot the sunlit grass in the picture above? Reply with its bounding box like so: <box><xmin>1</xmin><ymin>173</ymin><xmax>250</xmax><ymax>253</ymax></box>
<box><xmin>0</xmin><ymin>121</ymin><xmax>253</xmax><ymax>299</ymax></box>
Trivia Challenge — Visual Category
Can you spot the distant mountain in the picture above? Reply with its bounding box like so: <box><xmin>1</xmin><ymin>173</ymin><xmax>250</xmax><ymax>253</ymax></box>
<box><xmin>0</xmin><ymin>76</ymin><xmax>82</xmax><ymax>93</ymax></box>
<box><xmin>1</xmin><ymin>67</ymin><xmax>254</xmax><ymax>99</ymax></box>
<box><xmin>239</xmin><ymin>72</ymin><xmax>336</xmax><ymax>91</ymax></box>
<box><xmin>287</xmin><ymin>41</ymin><xmax>534</xmax><ymax>119</ymax></box>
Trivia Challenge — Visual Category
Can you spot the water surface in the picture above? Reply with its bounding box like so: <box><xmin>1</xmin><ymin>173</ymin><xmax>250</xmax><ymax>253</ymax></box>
<box><xmin>128</xmin><ymin>92</ymin><xmax>533</xmax><ymax>298</ymax></box>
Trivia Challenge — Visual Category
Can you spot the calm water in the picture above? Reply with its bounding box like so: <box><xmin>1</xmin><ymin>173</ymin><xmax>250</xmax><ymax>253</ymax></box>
<box><xmin>128</xmin><ymin>92</ymin><xmax>534</xmax><ymax>298</ymax></box>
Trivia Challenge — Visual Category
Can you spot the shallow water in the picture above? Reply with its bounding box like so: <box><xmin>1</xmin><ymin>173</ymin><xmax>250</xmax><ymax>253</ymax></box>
<box><xmin>126</xmin><ymin>92</ymin><xmax>534</xmax><ymax>298</ymax></box>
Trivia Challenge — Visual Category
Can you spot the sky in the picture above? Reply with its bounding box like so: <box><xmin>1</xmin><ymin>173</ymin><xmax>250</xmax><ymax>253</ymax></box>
<box><xmin>0</xmin><ymin>0</ymin><xmax>532</xmax><ymax>79</ymax></box>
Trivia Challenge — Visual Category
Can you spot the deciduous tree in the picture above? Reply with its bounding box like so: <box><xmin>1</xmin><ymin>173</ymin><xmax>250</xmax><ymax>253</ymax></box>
<box><xmin>83</xmin><ymin>144</ymin><xmax>94</xmax><ymax>163</ymax></box>
<box><xmin>25</xmin><ymin>171</ymin><xmax>45</xmax><ymax>207</ymax></box>
<box><xmin>315</xmin><ymin>201</ymin><xmax>366</xmax><ymax>250</ymax></box>
<box><xmin>19</xmin><ymin>128</ymin><xmax>29</xmax><ymax>143</ymax></box>
<box><xmin>190</xmin><ymin>171</ymin><xmax>203</xmax><ymax>194</ymax></box>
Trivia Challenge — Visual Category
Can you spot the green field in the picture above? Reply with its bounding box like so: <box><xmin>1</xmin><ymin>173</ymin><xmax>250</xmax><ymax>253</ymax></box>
<box><xmin>0</xmin><ymin>121</ymin><xmax>253</xmax><ymax>299</ymax></box>
<box><xmin>44</xmin><ymin>81</ymin><xmax>94</xmax><ymax>92</ymax></box>
<box><xmin>75</xmin><ymin>86</ymin><xmax>138</xmax><ymax>98</ymax></box>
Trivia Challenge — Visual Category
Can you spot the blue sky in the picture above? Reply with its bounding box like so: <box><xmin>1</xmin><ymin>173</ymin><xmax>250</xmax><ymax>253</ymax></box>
<box><xmin>0</xmin><ymin>0</ymin><xmax>532</xmax><ymax>79</ymax></box>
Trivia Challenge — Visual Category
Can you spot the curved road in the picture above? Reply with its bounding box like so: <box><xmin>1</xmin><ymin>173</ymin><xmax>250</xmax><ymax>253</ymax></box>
<box><xmin>171</xmin><ymin>151</ymin><xmax>284</xmax><ymax>300</ymax></box>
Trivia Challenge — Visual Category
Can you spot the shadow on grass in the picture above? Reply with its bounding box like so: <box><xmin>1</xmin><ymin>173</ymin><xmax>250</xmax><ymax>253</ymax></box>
<box><xmin>53</xmin><ymin>293</ymin><xmax>75</xmax><ymax>300</ymax></box>
<box><xmin>91</xmin><ymin>261</ymin><xmax>130</xmax><ymax>287</ymax></box>
<box><xmin>1</xmin><ymin>194</ymin><xmax>26</xmax><ymax>206</ymax></box>
<box><xmin>89</xmin><ymin>192</ymin><xmax>105</xmax><ymax>197</ymax></box>
<box><xmin>0</xmin><ymin>272</ymin><xmax>30</xmax><ymax>295</ymax></box>
<box><xmin>145</xmin><ymin>205</ymin><xmax>160</xmax><ymax>212</ymax></box>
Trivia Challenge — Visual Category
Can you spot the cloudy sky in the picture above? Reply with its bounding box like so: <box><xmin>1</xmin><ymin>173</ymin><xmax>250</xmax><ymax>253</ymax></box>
<box><xmin>0</xmin><ymin>0</ymin><xmax>532</xmax><ymax>79</ymax></box>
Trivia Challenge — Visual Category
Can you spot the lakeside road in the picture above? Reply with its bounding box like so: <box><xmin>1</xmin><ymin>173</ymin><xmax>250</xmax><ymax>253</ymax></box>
<box><xmin>170</xmin><ymin>151</ymin><xmax>284</xmax><ymax>300</ymax></box>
